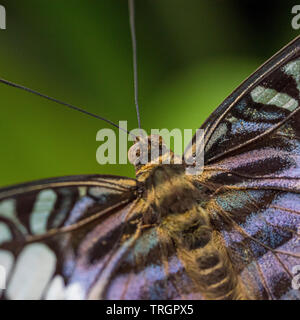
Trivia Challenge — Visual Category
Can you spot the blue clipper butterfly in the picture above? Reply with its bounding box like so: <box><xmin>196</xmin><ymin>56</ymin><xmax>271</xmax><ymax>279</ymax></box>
<box><xmin>0</xmin><ymin>5</ymin><xmax>300</xmax><ymax>300</ymax></box>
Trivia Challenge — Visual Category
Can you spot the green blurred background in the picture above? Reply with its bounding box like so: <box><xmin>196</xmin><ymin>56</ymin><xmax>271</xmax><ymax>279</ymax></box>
<box><xmin>0</xmin><ymin>0</ymin><xmax>298</xmax><ymax>186</ymax></box>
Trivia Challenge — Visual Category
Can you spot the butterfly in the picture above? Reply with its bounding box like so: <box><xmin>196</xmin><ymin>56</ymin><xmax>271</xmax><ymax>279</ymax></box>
<box><xmin>1</xmin><ymin>28</ymin><xmax>300</xmax><ymax>299</ymax></box>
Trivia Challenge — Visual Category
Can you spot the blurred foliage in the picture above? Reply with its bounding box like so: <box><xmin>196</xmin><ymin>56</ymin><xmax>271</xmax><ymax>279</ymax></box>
<box><xmin>0</xmin><ymin>0</ymin><xmax>298</xmax><ymax>186</ymax></box>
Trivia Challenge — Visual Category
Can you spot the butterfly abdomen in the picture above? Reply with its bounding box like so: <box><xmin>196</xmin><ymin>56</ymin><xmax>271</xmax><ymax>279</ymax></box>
<box><xmin>160</xmin><ymin>205</ymin><xmax>248</xmax><ymax>300</ymax></box>
<box><xmin>141</xmin><ymin>165</ymin><xmax>249</xmax><ymax>299</ymax></box>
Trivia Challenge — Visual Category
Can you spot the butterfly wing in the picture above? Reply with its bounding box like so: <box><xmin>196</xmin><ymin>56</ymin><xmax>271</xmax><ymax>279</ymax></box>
<box><xmin>192</xmin><ymin>36</ymin><xmax>300</xmax><ymax>163</ymax></box>
<box><xmin>0</xmin><ymin>174</ymin><xmax>203</xmax><ymax>300</ymax></box>
<box><xmin>188</xmin><ymin>36</ymin><xmax>300</xmax><ymax>299</ymax></box>
<box><xmin>0</xmin><ymin>174</ymin><xmax>140</xmax><ymax>299</ymax></box>
<box><xmin>86</xmin><ymin>220</ymin><xmax>205</xmax><ymax>300</ymax></box>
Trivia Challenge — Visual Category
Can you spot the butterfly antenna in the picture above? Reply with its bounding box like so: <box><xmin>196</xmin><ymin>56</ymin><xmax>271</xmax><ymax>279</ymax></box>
<box><xmin>0</xmin><ymin>78</ymin><xmax>134</xmax><ymax>137</ymax></box>
<box><xmin>129</xmin><ymin>0</ymin><xmax>142</xmax><ymax>132</ymax></box>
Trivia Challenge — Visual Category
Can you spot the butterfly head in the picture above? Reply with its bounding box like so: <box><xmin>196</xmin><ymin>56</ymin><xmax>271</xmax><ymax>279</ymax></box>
<box><xmin>128</xmin><ymin>134</ymin><xmax>176</xmax><ymax>174</ymax></box>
